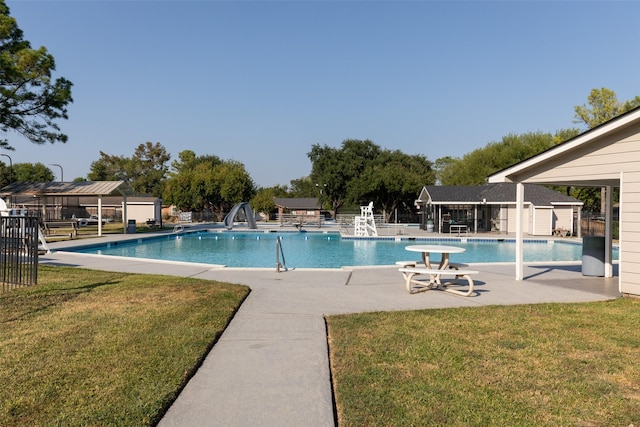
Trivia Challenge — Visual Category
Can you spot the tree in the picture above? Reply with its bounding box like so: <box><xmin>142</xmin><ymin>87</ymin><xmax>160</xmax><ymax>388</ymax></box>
<box><xmin>574</xmin><ymin>87</ymin><xmax>640</xmax><ymax>129</ymax></box>
<box><xmin>0</xmin><ymin>160</ymin><xmax>55</xmax><ymax>185</ymax></box>
<box><xmin>213</xmin><ymin>160</ymin><xmax>255</xmax><ymax>212</ymax></box>
<box><xmin>433</xmin><ymin>156</ymin><xmax>459</xmax><ymax>185</ymax></box>
<box><xmin>163</xmin><ymin>154</ymin><xmax>255</xmax><ymax>218</ymax></box>
<box><xmin>12</xmin><ymin>162</ymin><xmax>54</xmax><ymax>182</ymax></box>
<box><xmin>88</xmin><ymin>142</ymin><xmax>170</xmax><ymax>197</ymax></box>
<box><xmin>169</xmin><ymin>149</ymin><xmax>222</xmax><ymax>175</ymax></box>
<box><xmin>0</xmin><ymin>1</ymin><xmax>73</xmax><ymax>149</ymax></box>
<box><xmin>438</xmin><ymin>130</ymin><xmax>580</xmax><ymax>186</ymax></box>
<box><xmin>0</xmin><ymin>160</ymin><xmax>9</xmax><ymax>186</ymax></box>
<box><xmin>88</xmin><ymin>152</ymin><xmax>129</xmax><ymax>181</ymax></box>
<box><xmin>289</xmin><ymin>176</ymin><xmax>319</xmax><ymax>198</ymax></box>
<box><xmin>356</xmin><ymin>150</ymin><xmax>434</xmax><ymax>222</ymax></box>
<box><xmin>162</xmin><ymin>167</ymin><xmax>199</xmax><ymax>211</ymax></box>
<box><xmin>308</xmin><ymin>139</ymin><xmax>382</xmax><ymax>214</ymax></box>
<box><xmin>129</xmin><ymin>142</ymin><xmax>170</xmax><ymax>197</ymax></box>
<box><xmin>250</xmin><ymin>185</ymin><xmax>289</xmax><ymax>219</ymax></box>
<box><xmin>573</xmin><ymin>88</ymin><xmax>639</xmax><ymax>212</ymax></box>
<box><xmin>306</xmin><ymin>139</ymin><xmax>435</xmax><ymax>219</ymax></box>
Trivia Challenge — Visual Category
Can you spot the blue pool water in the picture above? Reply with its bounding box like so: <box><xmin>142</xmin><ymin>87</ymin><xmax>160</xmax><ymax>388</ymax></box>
<box><xmin>67</xmin><ymin>231</ymin><xmax>618</xmax><ymax>268</ymax></box>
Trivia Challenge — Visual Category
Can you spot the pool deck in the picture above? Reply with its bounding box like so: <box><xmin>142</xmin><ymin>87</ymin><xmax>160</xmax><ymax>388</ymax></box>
<box><xmin>42</xmin><ymin>225</ymin><xmax>621</xmax><ymax>427</ymax></box>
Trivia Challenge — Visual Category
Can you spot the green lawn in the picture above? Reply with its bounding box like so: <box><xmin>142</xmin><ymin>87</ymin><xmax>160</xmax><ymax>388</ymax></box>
<box><xmin>0</xmin><ymin>266</ymin><xmax>249</xmax><ymax>426</ymax></box>
<box><xmin>4</xmin><ymin>266</ymin><xmax>639</xmax><ymax>426</ymax></box>
<box><xmin>327</xmin><ymin>299</ymin><xmax>640</xmax><ymax>426</ymax></box>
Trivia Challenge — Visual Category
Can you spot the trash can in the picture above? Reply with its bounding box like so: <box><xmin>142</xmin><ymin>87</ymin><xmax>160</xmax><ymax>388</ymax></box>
<box><xmin>127</xmin><ymin>219</ymin><xmax>137</xmax><ymax>234</ymax></box>
<box><xmin>582</xmin><ymin>236</ymin><xmax>605</xmax><ymax>276</ymax></box>
<box><xmin>426</xmin><ymin>219</ymin><xmax>434</xmax><ymax>232</ymax></box>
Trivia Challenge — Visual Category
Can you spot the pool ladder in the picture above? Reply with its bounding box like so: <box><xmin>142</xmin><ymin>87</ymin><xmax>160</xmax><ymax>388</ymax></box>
<box><xmin>276</xmin><ymin>236</ymin><xmax>287</xmax><ymax>272</ymax></box>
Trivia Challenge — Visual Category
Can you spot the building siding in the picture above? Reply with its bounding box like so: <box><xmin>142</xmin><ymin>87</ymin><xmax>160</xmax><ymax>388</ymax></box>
<box><xmin>506</xmin><ymin>206</ymin><xmax>530</xmax><ymax>234</ymax></box>
<box><xmin>533</xmin><ymin>207</ymin><xmax>552</xmax><ymax>235</ymax></box>
<box><xmin>621</xmin><ymin>170</ymin><xmax>640</xmax><ymax>295</ymax></box>
<box><xmin>519</xmin><ymin>126</ymin><xmax>640</xmax><ymax>184</ymax></box>
<box><xmin>553</xmin><ymin>206</ymin><xmax>574</xmax><ymax>233</ymax></box>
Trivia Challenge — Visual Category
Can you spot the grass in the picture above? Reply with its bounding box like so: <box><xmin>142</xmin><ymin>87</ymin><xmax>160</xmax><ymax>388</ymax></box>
<box><xmin>4</xmin><ymin>264</ymin><xmax>639</xmax><ymax>426</ymax></box>
<box><xmin>327</xmin><ymin>299</ymin><xmax>640</xmax><ymax>426</ymax></box>
<box><xmin>0</xmin><ymin>266</ymin><xmax>249</xmax><ymax>426</ymax></box>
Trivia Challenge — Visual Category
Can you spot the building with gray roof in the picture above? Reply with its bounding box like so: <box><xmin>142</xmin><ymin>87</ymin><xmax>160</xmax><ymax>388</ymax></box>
<box><xmin>416</xmin><ymin>183</ymin><xmax>583</xmax><ymax>236</ymax></box>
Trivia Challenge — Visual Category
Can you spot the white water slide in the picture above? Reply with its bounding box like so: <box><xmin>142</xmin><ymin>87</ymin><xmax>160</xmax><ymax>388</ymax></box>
<box><xmin>223</xmin><ymin>202</ymin><xmax>257</xmax><ymax>230</ymax></box>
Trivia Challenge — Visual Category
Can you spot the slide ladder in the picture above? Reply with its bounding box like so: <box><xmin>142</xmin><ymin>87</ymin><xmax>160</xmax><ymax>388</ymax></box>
<box><xmin>224</xmin><ymin>202</ymin><xmax>257</xmax><ymax>230</ymax></box>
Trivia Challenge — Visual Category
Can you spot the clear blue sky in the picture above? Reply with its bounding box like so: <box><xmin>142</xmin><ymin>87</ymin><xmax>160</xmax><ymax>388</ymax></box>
<box><xmin>5</xmin><ymin>0</ymin><xmax>640</xmax><ymax>187</ymax></box>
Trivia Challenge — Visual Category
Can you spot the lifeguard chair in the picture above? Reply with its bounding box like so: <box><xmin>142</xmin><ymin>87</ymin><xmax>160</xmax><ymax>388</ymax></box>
<box><xmin>354</xmin><ymin>202</ymin><xmax>378</xmax><ymax>237</ymax></box>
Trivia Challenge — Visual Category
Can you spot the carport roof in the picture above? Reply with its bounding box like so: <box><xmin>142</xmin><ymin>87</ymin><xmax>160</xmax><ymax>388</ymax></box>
<box><xmin>0</xmin><ymin>181</ymin><xmax>134</xmax><ymax>198</ymax></box>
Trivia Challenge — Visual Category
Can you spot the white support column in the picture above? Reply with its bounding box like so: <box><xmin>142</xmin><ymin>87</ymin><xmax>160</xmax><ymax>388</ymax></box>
<box><xmin>123</xmin><ymin>196</ymin><xmax>128</xmax><ymax>234</ymax></box>
<box><xmin>97</xmin><ymin>196</ymin><xmax>103</xmax><ymax>237</ymax></box>
<box><xmin>617</xmin><ymin>173</ymin><xmax>623</xmax><ymax>294</ymax></box>
<box><xmin>474</xmin><ymin>204</ymin><xmax>478</xmax><ymax>234</ymax></box>
<box><xmin>515</xmin><ymin>182</ymin><xmax>524</xmax><ymax>281</ymax></box>
<box><xmin>604</xmin><ymin>185</ymin><xmax>613</xmax><ymax>278</ymax></box>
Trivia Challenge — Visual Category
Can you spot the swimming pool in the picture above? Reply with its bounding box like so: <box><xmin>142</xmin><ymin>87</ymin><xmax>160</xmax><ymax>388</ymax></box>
<box><xmin>67</xmin><ymin>231</ymin><xmax>618</xmax><ymax>268</ymax></box>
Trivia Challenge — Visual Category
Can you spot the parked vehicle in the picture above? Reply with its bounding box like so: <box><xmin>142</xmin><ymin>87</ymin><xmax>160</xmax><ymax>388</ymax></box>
<box><xmin>77</xmin><ymin>215</ymin><xmax>113</xmax><ymax>227</ymax></box>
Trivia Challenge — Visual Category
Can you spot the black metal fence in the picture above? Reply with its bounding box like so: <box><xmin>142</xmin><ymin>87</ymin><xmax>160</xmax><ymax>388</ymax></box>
<box><xmin>1</xmin><ymin>216</ymin><xmax>39</xmax><ymax>293</ymax></box>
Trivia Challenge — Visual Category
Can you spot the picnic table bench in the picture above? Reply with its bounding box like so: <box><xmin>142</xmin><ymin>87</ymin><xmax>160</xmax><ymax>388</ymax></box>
<box><xmin>399</xmin><ymin>266</ymin><xmax>478</xmax><ymax>296</ymax></box>
<box><xmin>44</xmin><ymin>221</ymin><xmax>78</xmax><ymax>238</ymax></box>
<box><xmin>399</xmin><ymin>245</ymin><xmax>478</xmax><ymax>296</ymax></box>
<box><xmin>553</xmin><ymin>228</ymin><xmax>570</xmax><ymax>237</ymax></box>
<box><xmin>146</xmin><ymin>218</ymin><xmax>161</xmax><ymax>228</ymax></box>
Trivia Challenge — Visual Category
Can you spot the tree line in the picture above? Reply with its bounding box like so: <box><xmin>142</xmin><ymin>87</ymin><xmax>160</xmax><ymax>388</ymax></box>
<box><xmin>2</xmin><ymin>87</ymin><xmax>638</xmax><ymax>219</ymax></box>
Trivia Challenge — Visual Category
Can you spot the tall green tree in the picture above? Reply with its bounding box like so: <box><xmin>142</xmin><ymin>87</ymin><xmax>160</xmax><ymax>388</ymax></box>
<box><xmin>0</xmin><ymin>161</ymin><xmax>55</xmax><ymax>185</ymax></box>
<box><xmin>250</xmin><ymin>185</ymin><xmax>289</xmax><ymax>219</ymax></box>
<box><xmin>574</xmin><ymin>87</ymin><xmax>640</xmax><ymax>129</ymax></box>
<box><xmin>12</xmin><ymin>162</ymin><xmax>54</xmax><ymax>182</ymax></box>
<box><xmin>163</xmin><ymin>154</ymin><xmax>255</xmax><ymax>217</ymax></box>
<box><xmin>88</xmin><ymin>152</ymin><xmax>129</xmax><ymax>181</ymax></box>
<box><xmin>433</xmin><ymin>156</ymin><xmax>459</xmax><ymax>185</ymax></box>
<box><xmin>169</xmin><ymin>149</ymin><xmax>222</xmax><ymax>175</ymax></box>
<box><xmin>213</xmin><ymin>160</ymin><xmax>255</xmax><ymax>212</ymax></box>
<box><xmin>289</xmin><ymin>176</ymin><xmax>319</xmax><ymax>198</ymax></box>
<box><xmin>0</xmin><ymin>1</ymin><xmax>73</xmax><ymax>149</ymax></box>
<box><xmin>129</xmin><ymin>142</ymin><xmax>170</xmax><ymax>197</ymax></box>
<box><xmin>437</xmin><ymin>130</ymin><xmax>580</xmax><ymax>186</ymax></box>
<box><xmin>573</xmin><ymin>87</ymin><xmax>639</xmax><ymax>212</ymax></box>
<box><xmin>308</xmin><ymin>139</ymin><xmax>382</xmax><ymax>214</ymax></box>
<box><xmin>355</xmin><ymin>150</ymin><xmax>434</xmax><ymax>221</ymax></box>
<box><xmin>88</xmin><ymin>142</ymin><xmax>170</xmax><ymax>197</ymax></box>
<box><xmin>307</xmin><ymin>139</ymin><xmax>435</xmax><ymax>218</ymax></box>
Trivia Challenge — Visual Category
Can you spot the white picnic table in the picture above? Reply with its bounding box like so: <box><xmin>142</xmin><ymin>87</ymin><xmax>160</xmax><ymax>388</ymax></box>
<box><xmin>405</xmin><ymin>244</ymin><xmax>465</xmax><ymax>270</ymax></box>
<box><xmin>399</xmin><ymin>244</ymin><xmax>477</xmax><ymax>296</ymax></box>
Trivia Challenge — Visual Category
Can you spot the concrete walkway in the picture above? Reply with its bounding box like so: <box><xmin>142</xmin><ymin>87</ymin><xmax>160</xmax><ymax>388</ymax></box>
<box><xmin>42</xmin><ymin>233</ymin><xmax>620</xmax><ymax>427</ymax></box>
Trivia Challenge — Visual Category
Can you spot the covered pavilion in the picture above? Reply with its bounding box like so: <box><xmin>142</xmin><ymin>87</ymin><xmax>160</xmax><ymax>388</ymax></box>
<box><xmin>0</xmin><ymin>181</ymin><xmax>135</xmax><ymax>236</ymax></box>
<box><xmin>489</xmin><ymin>106</ymin><xmax>640</xmax><ymax>297</ymax></box>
